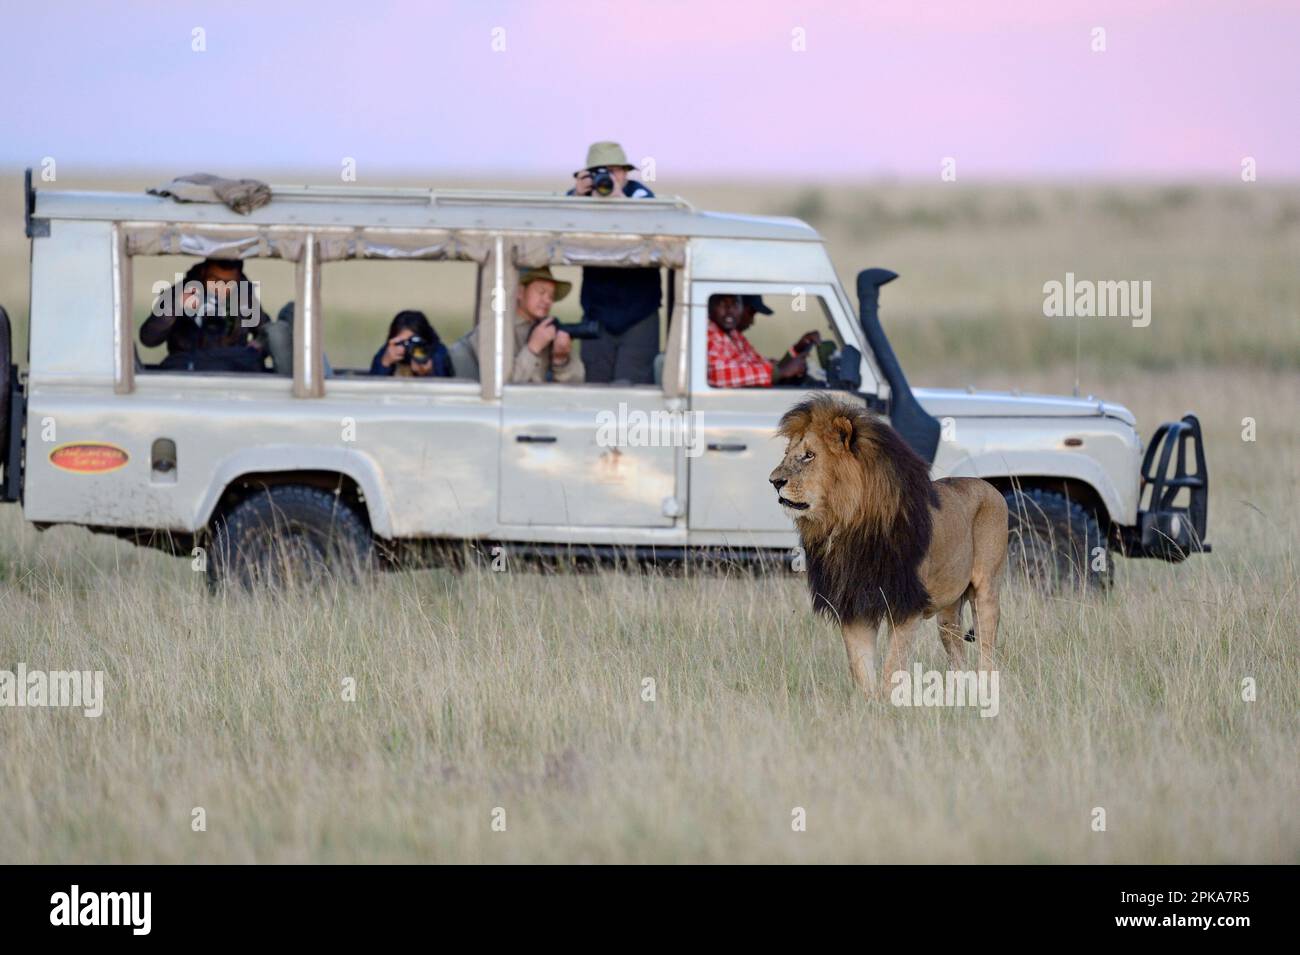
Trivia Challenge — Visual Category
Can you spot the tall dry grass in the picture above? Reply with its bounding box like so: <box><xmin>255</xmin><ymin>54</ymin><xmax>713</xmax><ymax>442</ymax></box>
<box><xmin>0</xmin><ymin>175</ymin><xmax>1295</xmax><ymax>861</ymax></box>
<box><xmin>0</xmin><ymin>367</ymin><xmax>1295</xmax><ymax>863</ymax></box>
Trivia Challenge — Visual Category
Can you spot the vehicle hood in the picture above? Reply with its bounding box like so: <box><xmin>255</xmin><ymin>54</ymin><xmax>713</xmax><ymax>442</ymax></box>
<box><xmin>914</xmin><ymin>388</ymin><xmax>1137</xmax><ymax>426</ymax></box>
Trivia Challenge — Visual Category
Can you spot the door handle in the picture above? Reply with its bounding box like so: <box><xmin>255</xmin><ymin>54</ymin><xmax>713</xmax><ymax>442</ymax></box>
<box><xmin>707</xmin><ymin>442</ymin><xmax>747</xmax><ymax>452</ymax></box>
<box><xmin>516</xmin><ymin>435</ymin><xmax>558</xmax><ymax>444</ymax></box>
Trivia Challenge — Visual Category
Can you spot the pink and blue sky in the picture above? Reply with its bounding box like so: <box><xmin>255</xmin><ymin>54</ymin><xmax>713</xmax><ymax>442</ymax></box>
<box><xmin>2</xmin><ymin>0</ymin><xmax>1296</xmax><ymax>180</ymax></box>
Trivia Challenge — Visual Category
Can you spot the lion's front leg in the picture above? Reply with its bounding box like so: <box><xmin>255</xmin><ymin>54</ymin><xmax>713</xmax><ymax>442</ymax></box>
<box><xmin>840</xmin><ymin>619</ymin><xmax>881</xmax><ymax>698</ymax></box>
<box><xmin>881</xmin><ymin>614</ymin><xmax>922</xmax><ymax>687</ymax></box>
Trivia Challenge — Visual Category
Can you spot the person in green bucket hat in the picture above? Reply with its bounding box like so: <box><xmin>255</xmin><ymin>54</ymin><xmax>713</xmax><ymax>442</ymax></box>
<box><xmin>566</xmin><ymin>141</ymin><xmax>661</xmax><ymax>385</ymax></box>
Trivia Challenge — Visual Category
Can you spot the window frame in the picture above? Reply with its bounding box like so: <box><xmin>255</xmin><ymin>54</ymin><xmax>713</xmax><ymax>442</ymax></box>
<box><xmin>313</xmin><ymin>250</ymin><xmax>486</xmax><ymax>391</ymax></box>
<box><xmin>116</xmin><ymin>222</ymin><xmax>309</xmax><ymax>395</ymax></box>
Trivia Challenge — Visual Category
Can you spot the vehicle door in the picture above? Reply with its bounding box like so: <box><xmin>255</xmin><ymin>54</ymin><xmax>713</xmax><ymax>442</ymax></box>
<box><xmin>687</xmin><ymin>282</ymin><xmax>878</xmax><ymax>533</ymax></box>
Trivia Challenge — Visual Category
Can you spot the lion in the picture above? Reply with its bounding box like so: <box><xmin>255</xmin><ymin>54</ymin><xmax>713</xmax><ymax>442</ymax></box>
<box><xmin>769</xmin><ymin>395</ymin><xmax>1008</xmax><ymax>697</ymax></box>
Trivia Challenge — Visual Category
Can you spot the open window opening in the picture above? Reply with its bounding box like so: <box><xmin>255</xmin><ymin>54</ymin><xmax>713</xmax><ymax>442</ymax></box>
<box><xmin>130</xmin><ymin>253</ymin><xmax>297</xmax><ymax>377</ymax></box>
<box><xmin>320</xmin><ymin>258</ymin><xmax>480</xmax><ymax>380</ymax></box>
<box><xmin>703</xmin><ymin>290</ymin><xmax>845</xmax><ymax>390</ymax></box>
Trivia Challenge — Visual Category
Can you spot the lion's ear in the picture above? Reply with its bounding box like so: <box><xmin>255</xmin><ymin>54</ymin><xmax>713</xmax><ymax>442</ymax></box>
<box><xmin>831</xmin><ymin>415</ymin><xmax>856</xmax><ymax>452</ymax></box>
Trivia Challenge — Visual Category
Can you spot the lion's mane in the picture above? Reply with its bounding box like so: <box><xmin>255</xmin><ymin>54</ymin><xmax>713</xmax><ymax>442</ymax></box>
<box><xmin>778</xmin><ymin>397</ymin><xmax>939</xmax><ymax>628</ymax></box>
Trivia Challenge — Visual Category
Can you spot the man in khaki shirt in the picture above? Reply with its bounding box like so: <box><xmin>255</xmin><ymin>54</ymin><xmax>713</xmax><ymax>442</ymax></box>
<box><xmin>511</xmin><ymin>267</ymin><xmax>585</xmax><ymax>384</ymax></box>
<box><xmin>447</xmin><ymin>266</ymin><xmax>585</xmax><ymax>384</ymax></box>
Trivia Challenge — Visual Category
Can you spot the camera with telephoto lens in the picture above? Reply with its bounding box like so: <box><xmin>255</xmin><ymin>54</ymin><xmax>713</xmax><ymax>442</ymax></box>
<box><xmin>547</xmin><ymin>317</ymin><xmax>600</xmax><ymax>340</ymax></box>
<box><xmin>399</xmin><ymin>335</ymin><xmax>434</xmax><ymax>364</ymax></box>
<box><xmin>587</xmin><ymin>166</ymin><xmax>615</xmax><ymax>197</ymax></box>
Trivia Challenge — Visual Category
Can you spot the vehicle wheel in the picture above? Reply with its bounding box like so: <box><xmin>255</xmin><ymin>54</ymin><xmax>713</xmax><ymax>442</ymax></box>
<box><xmin>1003</xmin><ymin>487</ymin><xmax>1112</xmax><ymax>592</ymax></box>
<box><xmin>208</xmin><ymin>485</ymin><xmax>373</xmax><ymax>590</ymax></box>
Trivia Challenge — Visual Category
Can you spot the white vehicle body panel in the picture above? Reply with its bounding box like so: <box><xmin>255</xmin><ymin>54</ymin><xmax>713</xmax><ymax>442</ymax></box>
<box><xmin>500</xmin><ymin>384</ymin><xmax>679</xmax><ymax>530</ymax></box>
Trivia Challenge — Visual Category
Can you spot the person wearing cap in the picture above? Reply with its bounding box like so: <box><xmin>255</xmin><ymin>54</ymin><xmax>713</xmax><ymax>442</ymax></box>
<box><xmin>445</xmin><ymin>267</ymin><xmax>585</xmax><ymax>384</ymax></box>
<box><xmin>738</xmin><ymin>294</ymin><xmax>772</xmax><ymax>333</ymax></box>
<box><xmin>566</xmin><ymin>141</ymin><xmax>661</xmax><ymax>384</ymax></box>
<box><xmin>706</xmin><ymin>293</ymin><xmax>820</xmax><ymax>388</ymax></box>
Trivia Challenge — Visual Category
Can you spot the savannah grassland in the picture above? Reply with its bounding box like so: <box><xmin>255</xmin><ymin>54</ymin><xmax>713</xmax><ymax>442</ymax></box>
<box><xmin>0</xmin><ymin>174</ymin><xmax>1296</xmax><ymax>863</ymax></box>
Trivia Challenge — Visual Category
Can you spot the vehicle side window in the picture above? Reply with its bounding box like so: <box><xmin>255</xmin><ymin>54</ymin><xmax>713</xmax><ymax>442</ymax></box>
<box><xmin>132</xmin><ymin>255</ymin><xmax>296</xmax><ymax>376</ymax></box>
<box><xmin>320</xmin><ymin>259</ymin><xmax>478</xmax><ymax>379</ymax></box>
<box><xmin>503</xmin><ymin>264</ymin><xmax>669</xmax><ymax>389</ymax></box>
<box><xmin>705</xmin><ymin>292</ymin><xmax>842</xmax><ymax>390</ymax></box>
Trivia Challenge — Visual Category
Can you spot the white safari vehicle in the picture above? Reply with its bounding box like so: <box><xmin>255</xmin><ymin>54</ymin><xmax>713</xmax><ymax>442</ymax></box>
<box><xmin>1</xmin><ymin>170</ymin><xmax>1209</xmax><ymax>587</ymax></box>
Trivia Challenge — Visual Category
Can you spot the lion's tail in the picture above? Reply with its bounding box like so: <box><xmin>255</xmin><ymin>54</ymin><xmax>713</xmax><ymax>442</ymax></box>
<box><xmin>963</xmin><ymin>627</ymin><xmax>976</xmax><ymax>643</ymax></box>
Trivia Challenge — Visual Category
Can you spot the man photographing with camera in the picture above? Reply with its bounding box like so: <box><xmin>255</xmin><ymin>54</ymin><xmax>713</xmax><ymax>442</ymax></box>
<box><xmin>141</xmin><ymin>257</ymin><xmax>285</xmax><ymax>373</ymax></box>
<box><xmin>513</xmin><ymin>266</ymin><xmax>587</xmax><ymax>384</ymax></box>
<box><xmin>566</xmin><ymin>141</ymin><xmax>660</xmax><ymax>384</ymax></box>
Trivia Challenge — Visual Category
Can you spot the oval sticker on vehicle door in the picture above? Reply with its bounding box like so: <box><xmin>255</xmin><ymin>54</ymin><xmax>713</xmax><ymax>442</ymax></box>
<box><xmin>49</xmin><ymin>442</ymin><xmax>129</xmax><ymax>474</ymax></box>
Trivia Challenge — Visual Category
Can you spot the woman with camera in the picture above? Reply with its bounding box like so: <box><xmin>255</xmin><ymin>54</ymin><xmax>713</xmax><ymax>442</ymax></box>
<box><xmin>370</xmin><ymin>310</ymin><xmax>453</xmax><ymax>378</ymax></box>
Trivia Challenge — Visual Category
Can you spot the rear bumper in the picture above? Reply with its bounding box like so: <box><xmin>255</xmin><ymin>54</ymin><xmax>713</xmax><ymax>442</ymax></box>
<box><xmin>1119</xmin><ymin>414</ymin><xmax>1210</xmax><ymax>560</ymax></box>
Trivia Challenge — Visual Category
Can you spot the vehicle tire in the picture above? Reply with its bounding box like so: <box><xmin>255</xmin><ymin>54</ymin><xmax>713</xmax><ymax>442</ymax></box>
<box><xmin>1003</xmin><ymin>487</ymin><xmax>1112</xmax><ymax>592</ymax></box>
<box><xmin>207</xmin><ymin>485</ymin><xmax>373</xmax><ymax>590</ymax></box>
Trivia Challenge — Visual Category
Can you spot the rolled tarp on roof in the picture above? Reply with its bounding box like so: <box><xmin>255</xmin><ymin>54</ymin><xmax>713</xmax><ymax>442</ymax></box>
<box><xmin>147</xmin><ymin>173</ymin><xmax>272</xmax><ymax>215</ymax></box>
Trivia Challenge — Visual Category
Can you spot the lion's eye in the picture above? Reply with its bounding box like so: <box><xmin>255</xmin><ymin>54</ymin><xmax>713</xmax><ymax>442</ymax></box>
<box><xmin>801</xmin><ymin>450</ymin><xmax>815</xmax><ymax>462</ymax></box>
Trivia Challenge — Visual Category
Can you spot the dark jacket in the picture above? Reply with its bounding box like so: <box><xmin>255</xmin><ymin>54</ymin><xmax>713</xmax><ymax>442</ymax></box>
<box><xmin>567</xmin><ymin>180</ymin><xmax>663</xmax><ymax>335</ymax></box>
<box><xmin>140</xmin><ymin>270</ymin><xmax>269</xmax><ymax>354</ymax></box>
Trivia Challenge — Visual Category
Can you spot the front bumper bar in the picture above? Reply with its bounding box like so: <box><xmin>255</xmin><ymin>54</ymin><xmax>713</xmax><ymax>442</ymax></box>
<box><xmin>1120</xmin><ymin>413</ymin><xmax>1210</xmax><ymax>561</ymax></box>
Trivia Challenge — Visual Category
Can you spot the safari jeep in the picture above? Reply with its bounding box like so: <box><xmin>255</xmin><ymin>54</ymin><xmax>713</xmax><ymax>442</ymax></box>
<box><xmin>0</xmin><ymin>170</ymin><xmax>1209</xmax><ymax>587</ymax></box>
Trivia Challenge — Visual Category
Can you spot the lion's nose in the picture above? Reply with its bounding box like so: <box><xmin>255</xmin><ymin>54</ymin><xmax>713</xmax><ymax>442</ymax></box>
<box><xmin>770</xmin><ymin>477</ymin><xmax>787</xmax><ymax>491</ymax></box>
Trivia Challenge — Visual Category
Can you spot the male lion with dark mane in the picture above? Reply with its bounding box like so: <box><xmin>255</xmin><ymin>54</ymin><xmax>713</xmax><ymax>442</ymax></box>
<box><xmin>769</xmin><ymin>395</ymin><xmax>1008</xmax><ymax>697</ymax></box>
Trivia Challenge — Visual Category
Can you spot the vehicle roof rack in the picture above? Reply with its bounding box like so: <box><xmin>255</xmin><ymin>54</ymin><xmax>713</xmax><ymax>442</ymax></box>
<box><xmin>268</xmin><ymin>184</ymin><xmax>434</xmax><ymax>204</ymax></box>
<box><xmin>430</xmin><ymin>189</ymin><xmax>695</xmax><ymax>212</ymax></box>
<box><xmin>265</xmin><ymin>184</ymin><xmax>695</xmax><ymax>212</ymax></box>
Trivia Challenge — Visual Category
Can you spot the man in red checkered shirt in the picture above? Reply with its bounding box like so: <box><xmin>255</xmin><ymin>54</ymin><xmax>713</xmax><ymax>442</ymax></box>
<box><xmin>706</xmin><ymin>294</ymin><xmax>820</xmax><ymax>388</ymax></box>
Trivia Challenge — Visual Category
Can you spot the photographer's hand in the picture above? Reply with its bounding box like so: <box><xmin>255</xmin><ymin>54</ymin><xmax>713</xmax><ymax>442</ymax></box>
<box><xmin>380</xmin><ymin>335</ymin><xmax>407</xmax><ymax>369</ymax></box>
<box><xmin>527</xmin><ymin>318</ymin><xmax>558</xmax><ymax>355</ymax></box>
<box><xmin>552</xmin><ymin>329</ymin><xmax>573</xmax><ymax>365</ymax></box>
<box><xmin>572</xmin><ymin>171</ymin><xmax>594</xmax><ymax>197</ymax></box>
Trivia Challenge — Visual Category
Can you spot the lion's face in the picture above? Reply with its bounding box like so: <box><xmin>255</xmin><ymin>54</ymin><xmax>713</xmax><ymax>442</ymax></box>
<box><xmin>770</xmin><ymin>407</ymin><xmax>876</xmax><ymax>536</ymax></box>
<box><xmin>768</xmin><ymin>430</ymin><xmax>832</xmax><ymax>521</ymax></box>
<box><xmin>770</xmin><ymin>397</ymin><xmax>905</xmax><ymax>541</ymax></box>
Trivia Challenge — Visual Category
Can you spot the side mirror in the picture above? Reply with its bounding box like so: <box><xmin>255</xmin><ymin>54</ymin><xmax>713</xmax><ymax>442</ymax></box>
<box><xmin>828</xmin><ymin>343</ymin><xmax>862</xmax><ymax>392</ymax></box>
